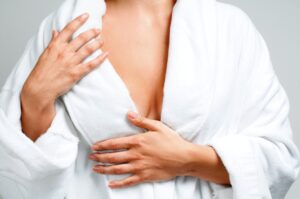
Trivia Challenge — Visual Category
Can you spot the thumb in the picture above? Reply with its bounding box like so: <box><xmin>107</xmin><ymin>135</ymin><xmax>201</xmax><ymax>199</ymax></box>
<box><xmin>127</xmin><ymin>111</ymin><xmax>162</xmax><ymax>131</ymax></box>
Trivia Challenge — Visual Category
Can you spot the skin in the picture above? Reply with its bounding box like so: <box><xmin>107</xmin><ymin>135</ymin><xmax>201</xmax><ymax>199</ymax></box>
<box><xmin>21</xmin><ymin>0</ymin><xmax>230</xmax><ymax>190</ymax></box>
<box><xmin>100</xmin><ymin>0</ymin><xmax>175</xmax><ymax>120</ymax></box>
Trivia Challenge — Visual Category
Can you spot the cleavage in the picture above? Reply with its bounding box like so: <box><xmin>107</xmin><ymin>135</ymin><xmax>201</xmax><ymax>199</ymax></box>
<box><xmin>100</xmin><ymin>12</ymin><xmax>170</xmax><ymax>121</ymax></box>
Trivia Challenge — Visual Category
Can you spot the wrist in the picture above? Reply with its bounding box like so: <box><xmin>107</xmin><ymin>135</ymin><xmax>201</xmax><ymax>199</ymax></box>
<box><xmin>183</xmin><ymin>144</ymin><xmax>231</xmax><ymax>185</ymax></box>
<box><xmin>180</xmin><ymin>143</ymin><xmax>205</xmax><ymax>176</ymax></box>
<box><xmin>182</xmin><ymin>144</ymin><xmax>214</xmax><ymax>177</ymax></box>
<box><xmin>21</xmin><ymin>84</ymin><xmax>56</xmax><ymax>113</ymax></box>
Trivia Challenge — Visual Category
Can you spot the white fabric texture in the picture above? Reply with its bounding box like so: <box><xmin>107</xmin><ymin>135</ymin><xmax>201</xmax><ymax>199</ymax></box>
<box><xmin>0</xmin><ymin>0</ymin><xmax>299</xmax><ymax>198</ymax></box>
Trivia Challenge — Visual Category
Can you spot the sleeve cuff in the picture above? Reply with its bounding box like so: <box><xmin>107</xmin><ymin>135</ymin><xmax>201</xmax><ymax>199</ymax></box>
<box><xmin>0</xmin><ymin>98</ymin><xmax>78</xmax><ymax>180</ymax></box>
<box><xmin>207</xmin><ymin>134</ymin><xmax>270</xmax><ymax>199</ymax></box>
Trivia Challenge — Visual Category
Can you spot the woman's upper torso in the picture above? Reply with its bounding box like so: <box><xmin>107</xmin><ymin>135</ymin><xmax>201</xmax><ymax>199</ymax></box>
<box><xmin>0</xmin><ymin>0</ymin><xmax>299</xmax><ymax>199</ymax></box>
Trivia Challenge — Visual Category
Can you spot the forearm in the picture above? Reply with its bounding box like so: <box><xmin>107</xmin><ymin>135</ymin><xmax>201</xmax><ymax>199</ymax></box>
<box><xmin>20</xmin><ymin>87</ymin><xmax>56</xmax><ymax>142</ymax></box>
<box><xmin>184</xmin><ymin>143</ymin><xmax>231</xmax><ymax>186</ymax></box>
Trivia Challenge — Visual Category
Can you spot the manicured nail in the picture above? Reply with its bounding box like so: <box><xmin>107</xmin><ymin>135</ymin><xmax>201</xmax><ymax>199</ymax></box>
<box><xmin>127</xmin><ymin>111</ymin><xmax>139</xmax><ymax>120</ymax></box>
<box><xmin>92</xmin><ymin>166</ymin><xmax>99</xmax><ymax>172</ymax></box>
<box><xmin>102</xmin><ymin>51</ymin><xmax>109</xmax><ymax>58</ymax></box>
<box><xmin>96</xmin><ymin>34</ymin><xmax>101</xmax><ymax>40</ymax></box>
<box><xmin>108</xmin><ymin>181</ymin><xmax>116</xmax><ymax>187</ymax></box>
<box><xmin>82</xmin><ymin>13</ymin><xmax>89</xmax><ymax>19</ymax></box>
<box><xmin>89</xmin><ymin>154</ymin><xmax>97</xmax><ymax>160</ymax></box>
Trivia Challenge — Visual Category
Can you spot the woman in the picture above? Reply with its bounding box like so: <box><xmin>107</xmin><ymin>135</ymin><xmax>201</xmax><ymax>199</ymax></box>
<box><xmin>0</xmin><ymin>0</ymin><xmax>299</xmax><ymax>198</ymax></box>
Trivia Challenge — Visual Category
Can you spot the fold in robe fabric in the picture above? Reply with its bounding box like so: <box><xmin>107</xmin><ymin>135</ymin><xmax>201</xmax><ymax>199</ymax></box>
<box><xmin>0</xmin><ymin>0</ymin><xmax>299</xmax><ymax>198</ymax></box>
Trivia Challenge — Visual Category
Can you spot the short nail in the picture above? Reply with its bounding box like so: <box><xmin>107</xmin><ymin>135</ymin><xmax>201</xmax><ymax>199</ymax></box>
<box><xmin>92</xmin><ymin>166</ymin><xmax>99</xmax><ymax>172</ymax></box>
<box><xmin>128</xmin><ymin>111</ymin><xmax>139</xmax><ymax>120</ymax></box>
<box><xmin>82</xmin><ymin>13</ymin><xmax>89</xmax><ymax>19</ymax></box>
<box><xmin>108</xmin><ymin>182</ymin><xmax>114</xmax><ymax>186</ymax></box>
<box><xmin>89</xmin><ymin>154</ymin><xmax>96</xmax><ymax>160</ymax></box>
<box><xmin>96</xmin><ymin>34</ymin><xmax>101</xmax><ymax>39</ymax></box>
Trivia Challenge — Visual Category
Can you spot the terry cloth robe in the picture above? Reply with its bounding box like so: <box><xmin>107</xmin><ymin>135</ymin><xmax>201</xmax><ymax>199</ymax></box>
<box><xmin>0</xmin><ymin>0</ymin><xmax>299</xmax><ymax>198</ymax></box>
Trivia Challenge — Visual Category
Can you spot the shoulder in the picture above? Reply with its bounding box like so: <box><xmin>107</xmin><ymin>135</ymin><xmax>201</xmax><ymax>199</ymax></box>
<box><xmin>215</xmin><ymin>2</ymin><xmax>259</xmax><ymax>39</ymax></box>
<box><xmin>214</xmin><ymin>2</ymin><xmax>267</xmax><ymax>54</ymax></box>
<box><xmin>215</xmin><ymin>2</ymin><xmax>254</xmax><ymax>25</ymax></box>
<box><xmin>214</xmin><ymin>2</ymin><xmax>271</xmax><ymax>76</ymax></box>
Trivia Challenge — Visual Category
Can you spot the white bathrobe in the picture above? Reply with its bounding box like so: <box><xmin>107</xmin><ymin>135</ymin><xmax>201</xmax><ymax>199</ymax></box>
<box><xmin>0</xmin><ymin>0</ymin><xmax>299</xmax><ymax>198</ymax></box>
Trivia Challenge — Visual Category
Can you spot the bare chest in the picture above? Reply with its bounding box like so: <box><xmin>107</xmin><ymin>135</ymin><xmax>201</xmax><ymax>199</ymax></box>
<box><xmin>100</xmin><ymin>14</ymin><xmax>170</xmax><ymax>120</ymax></box>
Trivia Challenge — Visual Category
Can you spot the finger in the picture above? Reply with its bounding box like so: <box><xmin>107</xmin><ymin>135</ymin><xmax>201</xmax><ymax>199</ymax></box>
<box><xmin>58</xmin><ymin>13</ymin><xmax>89</xmax><ymax>42</ymax></box>
<box><xmin>76</xmin><ymin>51</ymin><xmax>109</xmax><ymax>77</ymax></box>
<box><xmin>51</xmin><ymin>30</ymin><xmax>59</xmax><ymax>40</ymax></box>
<box><xmin>89</xmin><ymin>150</ymin><xmax>137</xmax><ymax>164</ymax></box>
<box><xmin>127</xmin><ymin>111</ymin><xmax>162</xmax><ymax>131</ymax></box>
<box><xmin>69</xmin><ymin>28</ymin><xmax>101</xmax><ymax>52</ymax></box>
<box><xmin>49</xmin><ymin>30</ymin><xmax>60</xmax><ymax>45</ymax></box>
<box><xmin>75</xmin><ymin>39</ymin><xmax>104</xmax><ymax>63</ymax></box>
<box><xmin>93</xmin><ymin>164</ymin><xmax>135</xmax><ymax>175</ymax></box>
<box><xmin>108</xmin><ymin>175</ymin><xmax>142</xmax><ymax>188</ymax></box>
<box><xmin>92</xmin><ymin>135</ymin><xmax>135</xmax><ymax>151</ymax></box>
<box><xmin>47</xmin><ymin>30</ymin><xmax>60</xmax><ymax>53</ymax></box>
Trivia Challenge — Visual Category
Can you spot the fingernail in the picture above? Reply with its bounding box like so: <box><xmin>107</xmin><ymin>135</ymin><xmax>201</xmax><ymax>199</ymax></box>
<box><xmin>102</xmin><ymin>51</ymin><xmax>109</xmax><ymax>58</ymax></box>
<box><xmin>89</xmin><ymin>154</ymin><xmax>97</xmax><ymax>160</ymax></box>
<box><xmin>91</xmin><ymin>145</ymin><xmax>98</xmax><ymax>150</ymax></box>
<box><xmin>92</xmin><ymin>166</ymin><xmax>99</xmax><ymax>172</ymax></box>
<box><xmin>96</xmin><ymin>34</ymin><xmax>101</xmax><ymax>40</ymax></box>
<box><xmin>108</xmin><ymin>181</ymin><xmax>116</xmax><ymax>187</ymax></box>
<box><xmin>82</xmin><ymin>13</ymin><xmax>89</xmax><ymax>19</ymax></box>
<box><xmin>128</xmin><ymin>111</ymin><xmax>139</xmax><ymax>120</ymax></box>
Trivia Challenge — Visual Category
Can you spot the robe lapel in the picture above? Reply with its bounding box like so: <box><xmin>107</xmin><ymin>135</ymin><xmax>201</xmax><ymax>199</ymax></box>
<box><xmin>62</xmin><ymin>0</ymin><xmax>217</xmax><ymax>145</ymax></box>
<box><xmin>161</xmin><ymin>0</ymin><xmax>217</xmax><ymax>141</ymax></box>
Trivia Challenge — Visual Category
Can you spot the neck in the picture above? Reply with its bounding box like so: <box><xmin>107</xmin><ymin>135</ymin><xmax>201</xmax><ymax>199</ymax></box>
<box><xmin>106</xmin><ymin>0</ymin><xmax>176</xmax><ymax>18</ymax></box>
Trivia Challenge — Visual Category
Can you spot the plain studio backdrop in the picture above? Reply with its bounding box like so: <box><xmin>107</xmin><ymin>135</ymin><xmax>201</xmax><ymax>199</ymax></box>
<box><xmin>0</xmin><ymin>0</ymin><xmax>299</xmax><ymax>198</ymax></box>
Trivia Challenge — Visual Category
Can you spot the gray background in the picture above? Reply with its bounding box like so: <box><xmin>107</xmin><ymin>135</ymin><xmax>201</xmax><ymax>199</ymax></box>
<box><xmin>0</xmin><ymin>0</ymin><xmax>299</xmax><ymax>198</ymax></box>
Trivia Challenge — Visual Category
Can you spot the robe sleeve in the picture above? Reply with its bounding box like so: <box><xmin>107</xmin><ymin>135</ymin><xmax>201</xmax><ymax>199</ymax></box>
<box><xmin>0</xmin><ymin>1</ymin><xmax>79</xmax><ymax>198</ymax></box>
<box><xmin>207</xmin><ymin>10</ymin><xmax>300</xmax><ymax>199</ymax></box>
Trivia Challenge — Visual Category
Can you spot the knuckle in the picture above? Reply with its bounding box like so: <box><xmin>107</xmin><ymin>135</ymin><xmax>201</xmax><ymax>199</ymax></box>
<box><xmin>85</xmin><ymin>45</ymin><xmax>94</xmax><ymax>54</ymax></box>
<box><xmin>156</xmin><ymin>122</ymin><xmax>164</xmax><ymax>130</ymax></box>
<box><xmin>97</xmin><ymin>40</ymin><xmax>104</xmax><ymax>47</ymax></box>
<box><xmin>78</xmin><ymin>34</ymin><xmax>88</xmax><ymax>42</ymax></box>
<box><xmin>68</xmin><ymin>70</ymin><xmax>81</xmax><ymax>81</ymax></box>
<box><xmin>47</xmin><ymin>42</ymin><xmax>59</xmax><ymax>52</ymax></box>
<box><xmin>64</xmin><ymin>27</ymin><xmax>73</xmax><ymax>36</ymax></box>
<box><xmin>47</xmin><ymin>42</ymin><xmax>55</xmax><ymax>50</ymax></box>
<box><xmin>77</xmin><ymin>65</ymin><xmax>88</xmax><ymax>76</ymax></box>
<box><xmin>126</xmin><ymin>179</ymin><xmax>135</xmax><ymax>186</ymax></box>
<box><xmin>131</xmin><ymin>152</ymin><xmax>141</xmax><ymax>161</ymax></box>
<box><xmin>84</xmin><ymin>61</ymin><xmax>95</xmax><ymax>71</ymax></box>
<box><xmin>140</xmin><ymin>172</ymin><xmax>150</xmax><ymax>181</ymax></box>
<box><xmin>106</xmin><ymin>155</ymin><xmax>116</xmax><ymax>162</ymax></box>
<box><xmin>57</xmin><ymin>51</ymin><xmax>68</xmax><ymax>60</ymax></box>
<box><xmin>42</xmin><ymin>48</ymin><xmax>50</xmax><ymax>57</ymax></box>
<box><xmin>110</xmin><ymin>141</ymin><xmax>119</xmax><ymax>149</ymax></box>
<box><xmin>135</xmin><ymin>136</ymin><xmax>146</xmax><ymax>146</ymax></box>
<box><xmin>91</xmin><ymin>29</ymin><xmax>99</xmax><ymax>36</ymax></box>
<box><xmin>113</xmin><ymin>167</ymin><xmax>123</xmax><ymax>174</ymax></box>
<box><xmin>136</xmin><ymin>116</ymin><xmax>146</xmax><ymax>125</ymax></box>
<box><xmin>132</xmin><ymin>164</ymin><xmax>142</xmax><ymax>172</ymax></box>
